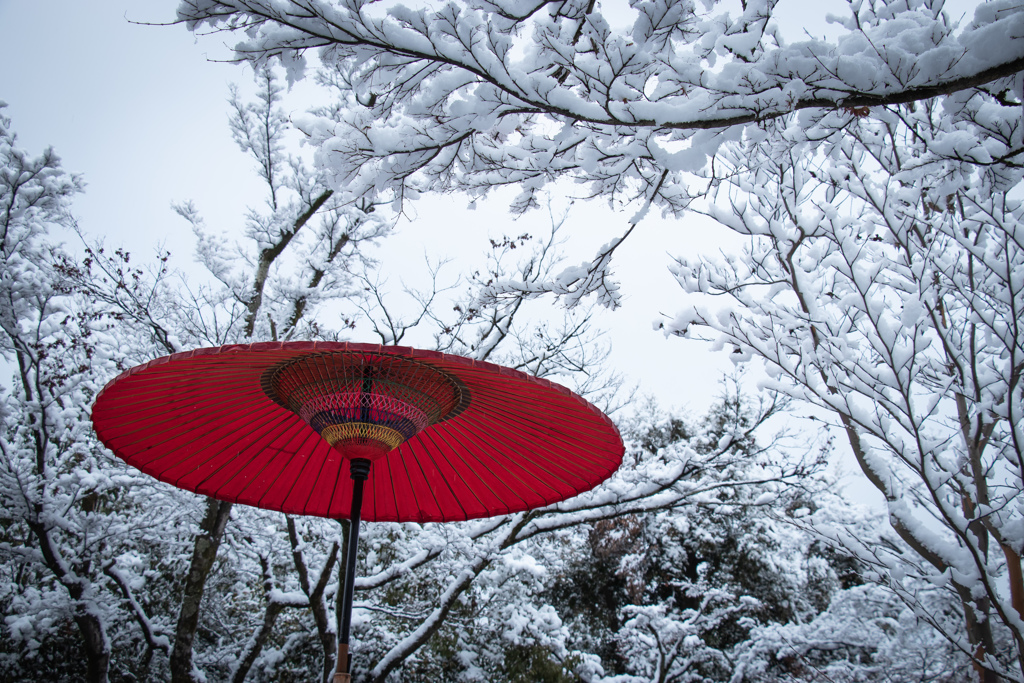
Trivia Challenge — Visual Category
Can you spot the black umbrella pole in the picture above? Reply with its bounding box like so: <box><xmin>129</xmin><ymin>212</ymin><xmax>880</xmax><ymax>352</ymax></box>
<box><xmin>333</xmin><ymin>458</ymin><xmax>371</xmax><ymax>683</ymax></box>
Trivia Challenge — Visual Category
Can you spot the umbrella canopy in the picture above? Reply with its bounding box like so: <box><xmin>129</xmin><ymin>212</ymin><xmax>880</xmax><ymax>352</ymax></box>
<box><xmin>92</xmin><ymin>341</ymin><xmax>623</xmax><ymax>522</ymax></box>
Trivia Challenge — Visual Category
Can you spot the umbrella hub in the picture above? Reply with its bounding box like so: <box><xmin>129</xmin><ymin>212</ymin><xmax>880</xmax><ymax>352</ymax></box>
<box><xmin>264</xmin><ymin>351</ymin><xmax>466</xmax><ymax>461</ymax></box>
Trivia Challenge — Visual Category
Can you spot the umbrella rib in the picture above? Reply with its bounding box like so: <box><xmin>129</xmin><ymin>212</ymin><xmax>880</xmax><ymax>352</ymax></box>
<box><xmin>96</xmin><ymin>374</ymin><xmax>263</xmax><ymax>443</ymax></box>
<box><xmin>446</xmin><ymin>415</ymin><xmax>562</xmax><ymax>507</ymax></box>
<box><xmin>193</xmin><ymin>409</ymin><xmax>300</xmax><ymax>496</ymax></box>
<box><xmin>393</xmin><ymin>443</ymin><xmax>425</xmax><ymax>522</ymax></box>
<box><xmin>163</xmin><ymin>400</ymin><xmax>289</xmax><ymax>490</ymax></box>
<box><xmin>453</xmin><ymin>378</ymin><xmax>607</xmax><ymax>491</ymax></box>
<box><xmin>431</xmin><ymin>418</ymin><xmax>524</xmax><ymax>516</ymax></box>
<box><xmin>462</xmin><ymin>402</ymin><xmax>606</xmax><ymax>494</ymax></box>
<box><xmin>406</xmin><ymin>436</ymin><xmax>444</xmax><ymax>521</ymax></box>
<box><xmin>232</xmin><ymin>421</ymin><xmax>312</xmax><ymax>502</ymax></box>
<box><xmin>455</xmin><ymin>385</ymin><xmax>616</xmax><ymax>467</ymax></box>
<box><xmin>467</xmin><ymin>380</ymin><xmax>614</xmax><ymax>444</ymax></box>
<box><xmin>296</xmin><ymin>439</ymin><xmax>340</xmax><ymax>517</ymax></box>
<box><xmin>255</xmin><ymin>427</ymin><xmax>326</xmax><ymax>514</ymax></box>
<box><xmin>127</xmin><ymin>392</ymin><xmax>280</xmax><ymax>479</ymax></box>
<box><xmin>405</xmin><ymin>432</ymin><xmax>469</xmax><ymax>520</ymax></box>
<box><xmin>453</xmin><ymin>410</ymin><xmax>573</xmax><ymax>500</ymax></box>
<box><xmin>416</xmin><ymin>423</ymin><xmax>507</xmax><ymax>517</ymax></box>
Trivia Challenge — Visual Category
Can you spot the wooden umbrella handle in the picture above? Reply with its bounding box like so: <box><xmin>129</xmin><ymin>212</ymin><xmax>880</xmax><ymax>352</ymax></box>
<box><xmin>332</xmin><ymin>642</ymin><xmax>351</xmax><ymax>683</ymax></box>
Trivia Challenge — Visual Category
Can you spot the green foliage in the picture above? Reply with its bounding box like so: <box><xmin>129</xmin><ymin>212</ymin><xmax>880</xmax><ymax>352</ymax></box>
<box><xmin>547</xmin><ymin>530</ymin><xmax>630</xmax><ymax>675</ymax></box>
<box><xmin>501</xmin><ymin>644</ymin><xmax>581</xmax><ymax>683</ymax></box>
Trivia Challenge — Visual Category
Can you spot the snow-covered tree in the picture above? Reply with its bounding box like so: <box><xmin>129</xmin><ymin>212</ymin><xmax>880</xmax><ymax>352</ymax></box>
<box><xmin>535</xmin><ymin>387</ymin><xmax>858</xmax><ymax>683</ymax></box>
<box><xmin>170</xmin><ymin>0</ymin><xmax>1024</xmax><ymax>306</ymax></box>
<box><xmin>0</xmin><ymin>104</ymin><xmax>124</xmax><ymax>681</ymax></box>
<box><xmin>665</xmin><ymin>76</ymin><xmax>1024</xmax><ymax>680</ymax></box>
<box><xmin>48</xmin><ymin>80</ymin><xmax>831</xmax><ymax>679</ymax></box>
<box><xmin>734</xmin><ymin>582</ymin><xmax>969</xmax><ymax>682</ymax></box>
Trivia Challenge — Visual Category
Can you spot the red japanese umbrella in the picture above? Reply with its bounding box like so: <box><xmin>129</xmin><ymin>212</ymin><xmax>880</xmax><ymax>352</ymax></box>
<box><xmin>91</xmin><ymin>341</ymin><xmax>623</xmax><ymax>681</ymax></box>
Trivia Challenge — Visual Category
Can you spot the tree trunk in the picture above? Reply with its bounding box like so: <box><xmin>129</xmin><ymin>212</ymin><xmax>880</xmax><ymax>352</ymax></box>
<box><xmin>75</xmin><ymin>611</ymin><xmax>111</xmax><ymax>683</ymax></box>
<box><xmin>170</xmin><ymin>497</ymin><xmax>233</xmax><ymax>683</ymax></box>
<box><xmin>287</xmin><ymin>516</ymin><xmax>340</xmax><ymax>683</ymax></box>
<box><xmin>231</xmin><ymin>601</ymin><xmax>286</xmax><ymax>683</ymax></box>
<box><xmin>310</xmin><ymin>548</ymin><xmax>339</xmax><ymax>683</ymax></box>
<box><xmin>29</xmin><ymin>518</ymin><xmax>110</xmax><ymax>683</ymax></box>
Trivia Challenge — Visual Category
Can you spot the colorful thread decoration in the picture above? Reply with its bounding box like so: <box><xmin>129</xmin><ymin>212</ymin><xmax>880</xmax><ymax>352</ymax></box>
<box><xmin>264</xmin><ymin>351</ymin><xmax>465</xmax><ymax>460</ymax></box>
